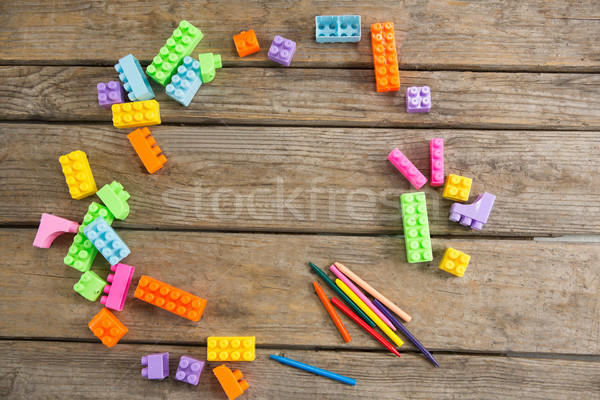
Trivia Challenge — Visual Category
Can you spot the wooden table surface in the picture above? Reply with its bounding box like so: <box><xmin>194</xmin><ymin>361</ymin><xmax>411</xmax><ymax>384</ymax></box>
<box><xmin>1</xmin><ymin>1</ymin><xmax>600</xmax><ymax>399</ymax></box>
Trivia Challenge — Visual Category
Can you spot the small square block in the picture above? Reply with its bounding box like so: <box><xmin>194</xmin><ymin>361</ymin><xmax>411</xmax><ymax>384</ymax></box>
<box><xmin>175</xmin><ymin>355</ymin><xmax>205</xmax><ymax>385</ymax></box>
<box><xmin>406</xmin><ymin>86</ymin><xmax>431</xmax><ymax>113</ymax></box>
<box><xmin>268</xmin><ymin>35</ymin><xmax>296</xmax><ymax>66</ymax></box>
<box><xmin>88</xmin><ymin>308</ymin><xmax>128</xmax><ymax>347</ymax></box>
<box><xmin>74</xmin><ymin>271</ymin><xmax>107</xmax><ymax>301</ymax></box>
<box><xmin>97</xmin><ymin>81</ymin><xmax>125</xmax><ymax>109</ymax></box>
<box><xmin>141</xmin><ymin>352</ymin><xmax>169</xmax><ymax>379</ymax></box>
<box><xmin>439</xmin><ymin>247</ymin><xmax>471</xmax><ymax>277</ymax></box>
<box><xmin>234</xmin><ymin>30</ymin><xmax>260</xmax><ymax>57</ymax></box>
<box><xmin>442</xmin><ymin>174</ymin><xmax>472</xmax><ymax>202</ymax></box>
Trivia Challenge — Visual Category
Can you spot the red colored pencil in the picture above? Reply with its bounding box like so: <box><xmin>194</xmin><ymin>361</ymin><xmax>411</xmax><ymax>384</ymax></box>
<box><xmin>331</xmin><ymin>297</ymin><xmax>401</xmax><ymax>358</ymax></box>
<box><xmin>314</xmin><ymin>282</ymin><xmax>352</xmax><ymax>343</ymax></box>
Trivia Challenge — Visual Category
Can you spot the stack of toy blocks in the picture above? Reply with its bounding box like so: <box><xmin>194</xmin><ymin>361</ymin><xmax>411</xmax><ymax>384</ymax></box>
<box><xmin>207</xmin><ymin>336</ymin><xmax>256</xmax><ymax>362</ymax></box>
<box><xmin>315</xmin><ymin>15</ymin><xmax>361</xmax><ymax>43</ymax></box>
<box><xmin>388</xmin><ymin>148</ymin><xmax>428</xmax><ymax>189</ymax></box>
<box><xmin>115</xmin><ymin>54</ymin><xmax>155</xmax><ymax>101</ymax></box>
<box><xmin>59</xmin><ymin>150</ymin><xmax>97</xmax><ymax>200</ymax></box>
<box><xmin>97</xmin><ymin>81</ymin><xmax>125</xmax><ymax>109</ymax></box>
<box><xmin>141</xmin><ymin>353</ymin><xmax>169</xmax><ymax>379</ymax></box>
<box><xmin>74</xmin><ymin>271</ymin><xmax>107</xmax><ymax>301</ymax></box>
<box><xmin>97</xmin><ymin>181</ymin><xmax>130</xmax><ymax>220</ymax></box>
<box><xmin>83</xmin><ymin>216</ymin><xmax>131</xmax><ymax>265</ymax></box>
<box><xmin>175</xmin><ymin>355</ymin><xmax>205</xmax><ymax>385</ymax></box>
<box><xmin>268</xmin><ymin>35</ymin><xmax>296</xmax><ymax>66</ymax></box>
<box><xmin>213</xmin><ymin>365</ymin><xmax>249</xmax><ymax>400</ymax></box>
<box><xmin>166</xmin><ymin>56</ymin><xmax>202</xmax><ymax>106</ymax></box>
<box><xmin>33</xmin><ymin>213</ymin><xmax>79</xmax><ymax>248</ymax></box>
<box><xmin>401</xmin><ymin>192</ymin><xmax>433</xmax><ymax>263</ymax></box>
<box><xmin>112</xmin><ymin>100</ymin><xmax>161</xmax><ymax>129</ymax></box>
<box><xmin>233</xmin><ymin>30</ymin><xmax>260</xmax><ymax>57</ymax></box>
<box><xmin>439</xmin><ymin>247</ymin><xmax>471</xmax><ymax>277</ymax></box>
<box><xmin>197</xmin><ymin>52</ymin><xmax>222</xmax><ymax>83</ymax></box>
<box><xmin>88</xmin><ymin>308</ymin><xmax>128</xmax><ymax>348</ymax></box>
<box><xmin>127</xmin><ymin>127</ymin><xmax>167</xmax><ymax>173</ymax></box>
<box><xmin>370</xmin><ymin>22</ymin><xmax>400</xmax><ymax>92</ymax></box>
<box><xmin>406</xmin><ymin>86</ymin><xmax>432</xmax><ymax>113</ymax></box>
<box><xmin>101</xmin><ymin>263</ymin><xmax>135</xmax><ymax>311</ymax></box>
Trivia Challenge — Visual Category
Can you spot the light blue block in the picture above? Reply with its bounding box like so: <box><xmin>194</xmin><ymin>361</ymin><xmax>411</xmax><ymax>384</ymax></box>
<box><xmin>165</xmin><ymin>56</ymin><xmax>202</xmax><ymax>107</ymax></box>
<box><xmin>115</xmin><ymin>54</ymin><xmax>155</xmax><ymax>102</ymax></box>
<box><xmin>315</xmin><ymin>15</ymin><xmax>361</xmax><ymax>43</ymax></box>
<box><xmin>83</xmin><ymin>216</ymin><xmax>130</xmax><ymax>266</ymax></box>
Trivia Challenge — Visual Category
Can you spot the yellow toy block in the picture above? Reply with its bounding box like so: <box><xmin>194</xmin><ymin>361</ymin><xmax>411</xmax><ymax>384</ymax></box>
<box><xmin>442</xmin><ymin>174</ymin><xmax>472</xmax><ymax>202</ymax></box>
<box><xmin>207</xmin><ymin>336</ymin><xmax>255</xmax><ymax>362</ymax></box>
<box><xmin>112</xmin><ymin>100</ymin><xmax>161</xmax><ymax>129</ymax></box>
<box><xmin>59</xmin><ymin>150</ymin><xmax>97</xmax><ymax>200</ymax></box>
<box><xmin>439</xmin><ymin>247</ymin><xmax>471</xmax><ymax>277</ymax></box>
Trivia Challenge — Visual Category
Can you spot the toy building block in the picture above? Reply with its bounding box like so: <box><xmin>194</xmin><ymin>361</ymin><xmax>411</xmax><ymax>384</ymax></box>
<box><xmin>97</xmin><ymin>81</ymin><xmax>126</xmax><ymax>109</ymax></box>
<box><xmin>442</xmin><ymin>174</ymin><xmax>472</xmax><ymax>202</ymax></box>
<box><xmin>388</xmin><ymin>148</ymin><xmax>427</xmax><ymax>189</ymax></box>
<box><xmin>430</xmin><ymin>138</ymin><xmax>444</xmax><ymax>186</ymax></box>
<box><xmin>233</xmin><ymin>30</ymin><xmax>260</xmax><ymax>57</ymax></box>
<box><xmin>197</xmin><ymin>52</ymin><xmax>222</xmax><ymax>83</ymax></box>
<box><xmin>268</xmin><ymin>35</ymin><xmax>296</xmax><ymax>66</ymax></box>
<box><xmin>439</xmin><ymin>247</ymin><xmax>471</xmax><ymax>277</ymax></box>
<box><xmin>59</xmin><ymin>150</ymin><xmax>98</xmax><ymax>200</ymax></box>
<box><xmin>74</xmin><ymin>271</ymin><xmax>107</xmax><ymax>301</ymax></box>
<box><xmin>371</xmin><ymin>22</ymin><xmax>400</xmax><ymax>92</ymax></box>
<box><xmin>406</xmin><ymin>86</ymin><xmax>431</xmax><ymax>113</ymax></box>
<box><xmin>166</xmin><ymin>56</ymin><xmax>202</xmax><ymax>107</ymax></box>
<box><xmin>207</xmin><ymin>337</ymin><xmax>256</xmax><ymax>362</ymax></box>
<box><xmin>115</xmin><ymin>54</ymin><xmax>155</xmax><ymax>102</ymax></box>
<box><xmin>127</xmin><ymin>127</ymin><xmax>167</xmax><ymax>174</ymax></box>
<box><xmin>213</xmin><ymin>365</ymin><xmax>249</xmax><ymax>400</ymax></box>
<box><xmin>141</xmin><ymin>353</ymin><xmax>169</xmax><ymax>379</ymax></box>
<box><xmin>64</xmin><ymin>202</ymin><xmax>114</xmax><ymax>272</ymax></box>
<box><xmin>147</xmin><ymin>20</ymin><xmax>204</xmax><ymax>86</ymax></box>
<box><xmin>33</xmin><ymin>213</ymin><xmax>79</xmax><ymax>248</ymax></box>
<box><xmin>112</xmin><ymin>100</ymin><xmax>161</xmax><ymax>129</ymax></box>
<box><xmin>97</xmin><ymin>181</ymin><xmax>130</xmax><ymax>220</ymax></box>
<box><xmin>175</xmin><ymin>355</ymin><xmax>205</xmax><ymax>385</ymax></box>
<box><xmin>315</xmin><ymin>15</ymin><xmax>361</xmax><ymax>43</ymax></box>
<box><xmin>88</xmin><ymin>308</ymin><xmax>128</xmax><ymax>348</ymax></box>
<box><xmin>449</xmin><ymin>192</ymin><xmax>496</xmax><ymax>231</ymax></box>
<box><xmin>83</xmin><ymin>216</ymin><xmax>130</xmax><ymax>265</ymax></box>
<box><xmin>401</xmin><ymin>192</ymin><xmax>433</xmax><ymax>263</ymax></box>
<box><xmin>101</xmin><ymin>263</ymin><xmax>135</xmax><ymax>311</ymax></box>
<box><xmin>134</xmin><ymin>275</ymin><xmax>207</xmax><ymax>321</ymax></box>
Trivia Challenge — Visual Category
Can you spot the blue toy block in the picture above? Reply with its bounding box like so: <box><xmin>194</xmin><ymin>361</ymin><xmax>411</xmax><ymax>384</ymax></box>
<box><xmin>83</xmin><ymin>216</ymin><xmax>130</xmax><ymax>265</ymax></box>
<box><xmin>316</xmin><ymin>16</ymin><xmax>361</xmax><ymax>43</ymax></box>
<box><xmin>166</xmin><ymin>56</ymin><xmax>202</xmax><ymax>107</ymax></box>
<box><xmin>115</xmin><ymin>54</ymin><xmax>155</xmax><ymax>102</ymax></box>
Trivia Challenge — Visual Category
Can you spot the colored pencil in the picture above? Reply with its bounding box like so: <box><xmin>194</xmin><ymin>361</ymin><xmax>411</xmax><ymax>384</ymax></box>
<box><xmin>372</xmin><ymin>298</ymin><xmax>440</xmax><ymax>367</ymax></box>
<box><xmin>331</xmin><ymin>297</ymin><xmax>401</xmax><ymax>358</ymax></box>
<box><xmin>308</xmin><ymin>262</ymin><xmax>376</xmax><ymax>328</ymax></box>
<box><xmin>330</xmin><ymin>264</ymin><xmax>397</xmax><ymax>331</ymax></box>
<box><xmin>270</xmin><ymin>354</ymin><xmax>356</xmax><ymax>386</ymax></box>
<box><xmin>334</xmin><ymin>261</ymin><xmax>412</xmax><ymax>322</ymax></box>
<box><xmin>313</xmin><ymin>281</ymin><xmax>352</xmax><ymax>343</ymax></box>
<box><xmin>335</xmin><ymin>279</ymin><xmax>405</xmax><ymax>348</ymax></box>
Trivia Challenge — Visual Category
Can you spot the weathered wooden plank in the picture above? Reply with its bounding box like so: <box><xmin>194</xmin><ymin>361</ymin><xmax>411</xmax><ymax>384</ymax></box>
<box><xmin>1</xmin><ymin>123</ymin><xmax>598</xmax><ymax>236</ymax></box>
<box><xmin>2</xmin><ymin>67</ymin><xmax>600</xmax><ymax>130</ymax></box>
<box><xmin>1</xmin><ymin>341</ymin><xmax>599</xmax><ymax>400</ymax></box>
<box><xmin>2</xmin><ymin>230</ymin><xmax>599</xmax><ymax>354</ymax></box>
<box><xmin>1</xmin><ymin>0</ymin><xmax>599</xmax><ymax>72</ymax></box>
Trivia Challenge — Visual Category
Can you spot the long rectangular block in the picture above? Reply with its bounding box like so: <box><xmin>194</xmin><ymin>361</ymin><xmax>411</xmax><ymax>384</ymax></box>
<box><xmin>112</xmin><ymin>100</ymin><xmax>161</xmax><ymax>129</ymax></box>
<box><xmin>127</xmin><ymin>127</ymin><xmax>167</xmax><ymax>173</ymax></box>
<box><xmin>207</xmin><ymin>337</ymin><xmax>256</xmax><ymax>362</ymax></box>
<box><xmin>101</xmin><ymin>263</ymin><xmax>135</xmax><ymax>311</ymax></box>
<box><xmin>401</xmin><ymin>192</ymin><xmax>433</xmax><ymax>263</ymax></box>
<box><xmin>315</xmin><ymin>15</ymin><xmax>361</xmax><ymax>43</ymax></box>
<box><xmin>430</xmin><ymin>138</ymin><xmax>444</xmax><ymax>186</ymax></box>
<box><xmin>59</xmin><ymin>150</ymin><xmax>97</xmax><ymax>200</ymax></box>
<box><xmin>83</xmin><ymin>216</ymin><xmax>130</xmax><ymax>265</ymax></box>
<box><xmin>371</xmin><ymin>22</ymin><xmax>399</xmax><ymax>92</ymax></box>
<box><xmin>115</xmin><ymin>54</ymin><xmax>155</xmax><ymax>102</ymax></box>
<box><xmin>388</xmin><ymin>148</ymin><xmax>427</xmax><ymax>189</ymax></box>
<box><xmin>166</xmin><ymin>56</ymin><xmax>202</xmax><ymax>106</ymax></box>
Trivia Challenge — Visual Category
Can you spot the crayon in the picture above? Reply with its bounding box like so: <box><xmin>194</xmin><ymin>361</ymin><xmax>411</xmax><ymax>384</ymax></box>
<box><xmin>313</xmin><ymin>281</ymin><xmax>352</xmax><ymax>343</ymax></box>
<box><xmin>270</xmin><ymin>354</ymin><xmax>356</xmax><ymax>386</ymax></box>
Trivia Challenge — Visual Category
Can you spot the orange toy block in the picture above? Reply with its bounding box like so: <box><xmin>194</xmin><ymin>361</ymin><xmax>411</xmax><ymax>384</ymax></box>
<box><xmin>127</xmin><ymin>127</ymin><xmax>167</xmax><ymax>173</ymax></box>
<box><xmin>88</xmin><ymin>308</ymin><xmax>128</xmax><ymax>348</ymax></box>
<box><xmin>134</xmin><ymin>275</ymin><xmax>207</xmax><ymax>321</ymax></box>
<box><xmin>233</xmin><ymin>30</ymin><xmax>260</xmax><ymax>57</ymax></box>
<box><xmin>371</xmin><ymin>22</ymin><xmax>400</xmax><ymax>92</ymax></box>
<box><xmin>213</xmin><ymin>365</ymin><xmax>249</xmax><ymax>400</ymax></box>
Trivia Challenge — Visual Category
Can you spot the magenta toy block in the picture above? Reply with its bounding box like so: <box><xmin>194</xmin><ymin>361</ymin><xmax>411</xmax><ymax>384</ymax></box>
<box><xmin>268</xmin><ymin>35</ymin><xmax>296</xmax><ymax>66</ymax></box>
<box><xmin>97</xmin><ymin>81</ymin><xmax>126</xmax><ymax>110</ymax></box>
<box><xmin>175</xmin><ymin>355</ymin><xmax>205</xmax><ymax>385</ymax></box>
<box><xmin>33</xmin><ymin>213</ymin><xmax>79</xmax><ymax>248</ymax></box>
<box><xmin>430</xmin><ymin>138</ymin><xmax>444</xmax><ymax>186</ymax></box>
<box><xmin>449</xmin><ymin>192</ymin><xmax>496</xmax><ymax>231</ymax></box>
<box><xmin>101</xmin><ymin>263</ymin><xmax>135</xmax><ymax>311</ymax></box>
<box><xmin>388</xmin><ymin>148</ymin><xmax>427</xmax><ymax>189</ymax></box>
<box><xmin>141</xmin><ymin>352</ymin><xmax>169</xmax><ymax>379</ymax></box>
<box><xmin>406</xmin><ymin>86</ymin><xmax>431</xmax><ymax>113</ymax></box>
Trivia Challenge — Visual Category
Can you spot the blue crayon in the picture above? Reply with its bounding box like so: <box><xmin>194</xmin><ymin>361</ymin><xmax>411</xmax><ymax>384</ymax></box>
<box><xmin>373</xmin><ymin>299</ymin><xmax>440</xmax><ymax>367</ymax></box>
<box><xmin>270</xmin><ymin>355</ymin><xmax>356</xmax><ymax>386</ymax></box>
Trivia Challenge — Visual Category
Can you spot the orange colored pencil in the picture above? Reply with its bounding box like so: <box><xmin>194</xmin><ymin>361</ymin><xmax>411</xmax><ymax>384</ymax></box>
<box><xmin>313</xmin><ymin>281</ymin><xmax>352</xmax><ymax>343</ymax></box>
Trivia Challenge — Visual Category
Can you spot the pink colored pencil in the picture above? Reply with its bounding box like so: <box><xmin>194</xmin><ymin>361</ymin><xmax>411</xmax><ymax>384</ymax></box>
<box><xmin>329</xmin><ymin>264</ymin><xmax>396</xmax><ymax>331</ymax></box>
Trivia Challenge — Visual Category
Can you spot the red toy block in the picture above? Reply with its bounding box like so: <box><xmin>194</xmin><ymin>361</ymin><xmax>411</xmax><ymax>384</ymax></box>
<box><xmin>33</xmin><ymin>213</ymin><xmax>79</xmax><ymax>248</ymax></box>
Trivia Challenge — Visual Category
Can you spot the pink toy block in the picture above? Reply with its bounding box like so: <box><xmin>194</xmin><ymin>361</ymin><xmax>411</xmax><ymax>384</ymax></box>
<box><xmin>33</xmin><ymin>213</ymin><xmax>80</xmax><ymax>248</ymax></box>
<box><xmin>430</xmin><ymin>138</ymin><xmax>444</xmax><ymax>186</ymax></box>
<box><xmin>388</xmin><ymin>148</ymin><xmax>427</xmax><ymax>189</ymax></box>
<box><xmin>101</xmin><ymin>263</ymin><xmax>135</xmax><ymax>311</ymax></box>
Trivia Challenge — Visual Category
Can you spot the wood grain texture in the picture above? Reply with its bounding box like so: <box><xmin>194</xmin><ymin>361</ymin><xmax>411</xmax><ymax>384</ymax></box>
<box><xmin>1</xmin><ymin>123</ymin><xmax>599</xmax><ymax>236</ymax></box>
<box><xmin>1</xmin><ymin>1</ymin><xmax>600</xmax><ymax>72</ymax></box>
<box><xmin>2</xmin><ymin>67</ymin><xmax>600</xmax><ymax>129</ymax></box>
<box><xmin>2</xmin><ymin>230</ymin><xmax>599</xmax><ymax>355</ymax></box>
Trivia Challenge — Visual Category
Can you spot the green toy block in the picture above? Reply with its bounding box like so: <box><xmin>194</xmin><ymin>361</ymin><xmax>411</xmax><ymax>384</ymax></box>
<box><xmin>146</xmin><ymin>20</ymin><xmax>204</xmax><ymax>86</ymax></box>
<box><xmin>74</xmin><ymin>271</ymin><xmax>107</xmax><ymax>301</ymax></box>
<box><xmin>64</xmin><ymin>202</ymin><xmax>115</xmax><ymax>272</ymax></box>
<box><xmin>400</xmin><ymin>192</ymin><xmax>433</xmax><ymax>263</ymax></box>
<box><xmin>197</xmin><ymin>52</ymin><xmax>222</xmax><ymax>83</ymax></box>
<box><xmin>97</xmin><ymin>181</ymin><xmax>130</xmax><ymax>220</ymax></box>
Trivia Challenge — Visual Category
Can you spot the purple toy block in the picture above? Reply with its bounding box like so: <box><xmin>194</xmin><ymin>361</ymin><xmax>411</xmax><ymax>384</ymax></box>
<box><xmin>268</xmin><ymin>35</ymin><xmax>296</xmax><ymax>66</ymax></box>
<box><xmin>97</xmin><ymin>81</ymin><xmax>125</xmax><ymax>110</ymax></box>
<box><xmin>449</xmin><ymin>192</ymin><xmax>496</xmax><ymax>231</ymax></box>
<box><xmin>175</xmin><ymin>355</ymin><xmax>205</xmax><ymax>385</ymax></box>
<box><xmin>141</xmin><ymin>352</ymin><xmax>169</xmax><ymax>379</ymax></box>
<box><xmin>406</xmin><ymin>86</ymin><xmax>431</xmax><ymax>113</ymax></box>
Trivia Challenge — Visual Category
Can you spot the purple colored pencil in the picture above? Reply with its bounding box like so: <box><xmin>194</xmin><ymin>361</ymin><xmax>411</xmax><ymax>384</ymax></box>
<box><xmin>373</xmin><ymin>299</ymin><xmax>440</xmax><ymax>367</ymax></box>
